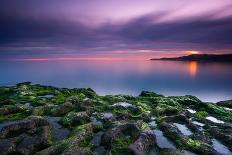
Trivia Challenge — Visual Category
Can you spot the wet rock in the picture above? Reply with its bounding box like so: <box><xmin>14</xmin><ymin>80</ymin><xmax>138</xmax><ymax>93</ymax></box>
<box><xmin>160</xmin><ymin>148</ymin><xmax>183</xmax><ymax>155</ymax></box>
<box><xmin>216</xmin><ymin>100</ymin><xmax>232</xmax><ymax>108</ymax></box>
<box><xmin>0</xmin><ymin>116</ymin><xmax>49</xmax><ymax>139</ymax></box>
<box><xmin>51</xmin><ymin>102</ymin><xmax>74</xmax><ymax>116</ymax></box>
<box><xmin>95</xmin><ymin>146</ymin><xmax>107</xmax><ymax>155</ymax></box>
<box><xmin>0</xmin><ymin>105</ymin><xmax>31</xmax><ymax>116</ymax></box>
<box><xmin>209</xmin><ymin>127</ymin><xmax>232</xmax><ymax>148</ymax></box>
<box><xmin>90</xmin><ymin>131</ymin><xmax>104</xmax><ymax>146</ymax></box>
<box><xmin>128</xmin><ymin>130</ymin><xmax>155</xmax><ymax>155</ymax></box>
<box><xmin>36</xmin><ymin>123</ymin><xmax>94</xmax><ymax>155</ymax></box>
<box><xmin>17</xmin><ymin>126</ymin><xmax>51</xmax><ymax>155</ymax></box>
<box><xmin>0</xmin><ymin>117</ymin><xmax>51</xmax><ymax>155</ymax></box>
<box><xmin>60</xmin><ymin>111</ymin><xmax>90</xmax><ymax>127</ymax></box>
<box><xmin>45</xmin><ymin>116</ymin><xmax>70</xmax><ymax>141</ymax></box>
<box><xmin>160</xmin><ymin>122</ymin><xmax>215</xmax><ymax>154</ymax></box>
<box><xmin>0</xmin><ymin>137</ymin><xmax>19</xmax><ymax>155</ymax></box>
<box><xmin>139</xmin><ymin>91</ymin><xmax>163</xmax><ymax>97</ymax></box>
<box><xmin>101</xmin><ymin>121</ymin><xmax>142</xmax><ymax>147</ymax></box>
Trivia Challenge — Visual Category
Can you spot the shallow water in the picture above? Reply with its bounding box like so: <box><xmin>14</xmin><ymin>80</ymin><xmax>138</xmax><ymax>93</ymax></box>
<box><xmin>173</xmin><ymin>123</ymin><xmax>193</xmax><ymax>136</ymax></box>
<box><xmin>153</xmin><ymin>129</ymin><xmax>176</xmax><ymax>149</ymax></box>
<box><xmin>186</xmin><ymin>108</ymin><xmax>196</xmax><ymax>114</ymax></box>
<box><xmin>112</xmin><ymin>102</ymin><xmax>134</xmax><ymax>108</ymax></box>
<box><xmin>1</xmin><ymin>60</ymin><xmax>232</xmax><ymax>102</ymax></box>
<box><xmin>192</xmin><ymin>121</ymin><xmax>204</xmax><ymax>127</ymax></box>
<box><xmin>206</xmin><ymin>116</ymin><xmax>224</xmax><ymax>124</ymax></box>
<box><xmin>212</xmin><ymin>139</ymin><xmax>231</xmax><ymax>155</ymax></box>
<box><xmin>39</xmin><ymin>94</ymin><xmax>54</xmax><ymax>98</ymax></box>
<box><xmin>100</xmin><ymin>112</ymin><xmax>113</xmax><ymax>119</ymax></box>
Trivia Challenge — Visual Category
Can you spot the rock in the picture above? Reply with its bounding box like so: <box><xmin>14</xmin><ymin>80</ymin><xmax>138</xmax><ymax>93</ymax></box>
<box><xmin>209</xmin><ymin>127</ymin><xmax>232</xmax><ymax>148</ymax></box>
<box><xmin>216</xmin><ymin>100</ymin><xmax>232</xmax><ymax>108</ymax></box>
<box><xmin>0</xmin><ymin>137</ymin><xmax>19</xmax><ymax>155</ymax></box>
<box><xmin>90</xmin><ymin>131</ymin><xmax>104</xmax><ymax>146</ymax></box>
<box><xmin>101</xmin><ymin>121</ymin><xmax>142</xmax><ymax>147</ymax></box>
<box><xmin>51</xmin><ymin>102</ymin><xmax>74</xmax><ymax>116</ymax></box>
<box><xmin>60</xmin><ymin>111</ymin><xmax>90</xmax><ymax>127</ymax></box>
<box><xmin>128</xmin><ymin>130</ymin><xmax>155</xmax><ymax>155</ymax></box>
<box><xmin>139</xmin><ymin>91</ymin><xmax>163</xmax><ymax>97</ymax></box>
<box><xmin>0</xmin><ymin>105</ymin><xmax>31</xmax><ymax>116</ymax></box>
<box><xmin>36</xmin><ymin>123</ymin><xmax>94</xmax><ymax>155</ymax></box>
<box><xmin>0</xmin><ymin>116</ymin><xmax>49</xmax><ymax>139</ymax></box>
<box><xmin>160</xmin><ymin>122</ymin><xmax>215</xmax><ymax>154</ymax></box>
<box><xmin>160</xmin><ymin>148</ymin><xmax>183</xmax><ymax>155</ymax></box>
<box><xmin>0</xmin><ymin>117</ymin><xmax>52</xmax><ymax>155</ymax></box>
<box><xmin>95</xmin><ymin>146</ymin><xmax>107</xmax><ymax>155</ymax></box>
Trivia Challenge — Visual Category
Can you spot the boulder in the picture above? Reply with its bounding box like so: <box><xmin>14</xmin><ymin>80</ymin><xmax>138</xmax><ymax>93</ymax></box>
<box><xmin>51</xmin><ymin>102</ymin><xmax>73</xmax><ymax>116</ymax></box>
<box><xmin>60</xmin><ymin>111</ymin><xmax>90</xmax><ymax>127</ymax></box>
<box><xmin>128</xmin><ymin>130</ymin><xmax>155</xmax><ymax>155</ymax></box>
<box><xmin>0</xmin><ymin>117</ymin><xmax>51</xmax><ymax>155</ymax></box>
<box><xmin>101</xmin><ymin>121</ymin><xmax>142</xmax><ymax>147</ymax></box>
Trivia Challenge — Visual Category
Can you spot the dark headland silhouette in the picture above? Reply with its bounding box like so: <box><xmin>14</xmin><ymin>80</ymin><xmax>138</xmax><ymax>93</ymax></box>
<box><xmin>151</xmin><ymin>54</ymin><xmax>232</xmax><ymax>62</ymax></box>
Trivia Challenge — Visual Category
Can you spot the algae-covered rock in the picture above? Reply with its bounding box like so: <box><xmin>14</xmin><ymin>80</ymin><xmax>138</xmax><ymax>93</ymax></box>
<box><xmin>0</xmin><ymin>83</ymin><xmax>231</xmax><ymax>155</ymax></box>
<box><xmin>51</xmin><ymin>102</ymin><xmax>74</xmax><ymax>116</ymax></box>
<box><xmin>128</xmin><ymin>130</ymin><xmax>155</xmax><ymax>155</ymax></box>
<box><xmin>0</xmin><ymin>116</ymin><xmax>52</xmax><ymax>155</ymax></box>
<box><xmin>101</xmin><ymin>121</ymin><xmax>142</xmax><ymax>147</ymax></box>
<box><xmin>139</xmin><ymin>91</ymin><xmax>163</xmax><ymax>97</ymax></box>
<box><xmin>60</xmin><ymin>111</ymin><xmax>90</xmax><ymax>127</ymax></box>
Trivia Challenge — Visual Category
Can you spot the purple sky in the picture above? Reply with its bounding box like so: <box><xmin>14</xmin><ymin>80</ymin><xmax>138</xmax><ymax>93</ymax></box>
<box><xmin>0</xmin><ymin>0</ymin><xmax>232</xmax><ymax>59</ymax></box>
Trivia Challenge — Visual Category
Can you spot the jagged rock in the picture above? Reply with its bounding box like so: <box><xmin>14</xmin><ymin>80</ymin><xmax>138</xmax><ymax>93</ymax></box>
<box><xmin>0</xmin><ymin>137</ymin><xmax>19</xmax><ymax>155</ymax></box>
<box><xmin>0</xmin><ymin>116</ymin><xmax>49</xmax><ymax>139</ymax></box>
<box><xmin>160</xmin><ymin>148</ymin><xmax>183</xmax><ymax>155</ymax></box>
<box><xmin>101</xmin><ymin>121</ymin><xmax>142</xmax><ymax>147</ymax></box>
<box><xmin>128</xmin><ymin>130</ymin><xmax>155</xmax><ymax>155</ymax></box>
<box><xmin>139</xmin><ymin>91</ymin><xmax>163</xmax><ymax>97</ymax></box>
<box><xmin>90</xmin><ymin>131</ymin><xmax>104</xmax><ymax>146</ymax></box>
<box><xmin>209</xmin><ymin>127</ymin><xmax>232</xmax><ymax>148</ymax></box>
<box><xmin>51</xmin><ymin>102</ymin><xmax>74</xmax><ymax>116</ymax></box>
<box><xmin>60</xmin><ymin>111</ymin><xmax>90</xmax><ymax>127</ymax></box>
<box><xmin>36</xmin><ymin>123</ymin><xmax>94</xmax><ymax>155</ymax></box>
<box><xmin>0</xmin><ymin>117</ymin><xmax>51</xmax><ymax>155</ymax></box>
<box><xmin>160</xmin><ymin>122</ymin><xmax>215</xmax><ymax>154</ymax></box>
<box><xmin>0</xmin><ymin>104</ymin><xmax>31</xmax><ymax>116</ymax></box>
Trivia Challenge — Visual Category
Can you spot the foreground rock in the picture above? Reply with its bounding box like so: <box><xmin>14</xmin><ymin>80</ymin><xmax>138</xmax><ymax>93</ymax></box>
<box><xmin>0</xmin><ymin>82</ymin><xmax>231</xmax><ymax>155</ymax></box>
<box><xmin>0</xmin><ymin>116</ymin><xmax>51</xmax><ymax>155</ymax></box>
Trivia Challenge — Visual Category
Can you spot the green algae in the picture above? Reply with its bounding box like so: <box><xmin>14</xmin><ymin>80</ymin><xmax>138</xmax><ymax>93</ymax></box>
<box><xmin>0</xmin><ymin>82</ymin><xmax>231</xmax><ymax>155</ymax></box>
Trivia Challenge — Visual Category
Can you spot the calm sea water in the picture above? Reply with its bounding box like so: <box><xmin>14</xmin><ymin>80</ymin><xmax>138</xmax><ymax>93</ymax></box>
<box><xmin>0</xmin><ymin>60</ymin><xmax>231</xmax><ymax>102</ymax></box>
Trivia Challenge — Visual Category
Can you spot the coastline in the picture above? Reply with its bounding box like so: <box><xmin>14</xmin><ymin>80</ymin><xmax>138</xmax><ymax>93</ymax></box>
<box><xmin>0</xmin><ymin>82</ymin><xmax>231</xmax><ymax>154</ymax></box>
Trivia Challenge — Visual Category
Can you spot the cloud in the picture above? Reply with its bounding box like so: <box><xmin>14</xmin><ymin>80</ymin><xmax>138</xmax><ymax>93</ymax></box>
<box><xmin>0</xmin><ymin>6</ymin><xmax>232</xmax><ymax>58</ymax></box>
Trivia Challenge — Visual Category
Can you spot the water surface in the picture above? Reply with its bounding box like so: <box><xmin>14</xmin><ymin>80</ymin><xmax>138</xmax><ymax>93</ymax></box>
<box><xmin>0</xmin><ymin>60</ymin><xmax>231</xmax><ymax>102</ymax></box>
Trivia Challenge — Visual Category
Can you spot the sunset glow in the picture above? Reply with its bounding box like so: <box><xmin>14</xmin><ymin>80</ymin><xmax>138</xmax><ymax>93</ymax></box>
<box><xmin>188</xmin><ymin>51</ymin><xmax>200</xmax><ymax>55</ymax></box>
<box><xmin>189</xmin><ymin>61</ymin><xmax>198</xmax><ymax>77</ymax></box>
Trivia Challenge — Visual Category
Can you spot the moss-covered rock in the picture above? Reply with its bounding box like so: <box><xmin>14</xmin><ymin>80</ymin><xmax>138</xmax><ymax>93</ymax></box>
<box><xmin>0</xmin><ymin>83</ymin><xmax>231</xmax><ymax>155</ymax></box>
<box><xmin>60</xmin><ymin>111</ymin><xmax>90</xmax><ymax>127</ymax></box>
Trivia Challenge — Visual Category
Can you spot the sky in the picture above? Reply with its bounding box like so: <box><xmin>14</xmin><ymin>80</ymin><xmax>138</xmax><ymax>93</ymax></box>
<box><xmin>0</xmin><ymin>0</ymin><xmax>232</xmax><ymax>60</ymax></box>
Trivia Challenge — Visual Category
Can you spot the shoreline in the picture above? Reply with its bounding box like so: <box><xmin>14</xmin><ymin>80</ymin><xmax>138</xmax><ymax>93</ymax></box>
<box><xmin>0</xmin><ymin>82</ymin><xmax>231</xmax><ymax>154</ymax></box>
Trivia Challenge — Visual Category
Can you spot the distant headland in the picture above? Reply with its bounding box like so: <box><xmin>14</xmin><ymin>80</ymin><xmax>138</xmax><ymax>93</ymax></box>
<box><xmin>151</xmin><ymin>54</ymin><xmax>232</xmax><ymax>62</ymax></box>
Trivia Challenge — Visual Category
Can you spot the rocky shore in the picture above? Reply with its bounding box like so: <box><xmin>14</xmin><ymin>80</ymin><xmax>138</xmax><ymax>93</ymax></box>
<box><xmin>0</xmin><ymin>82</ymin><xmax>231</xmax><ymax>155</ymax></box>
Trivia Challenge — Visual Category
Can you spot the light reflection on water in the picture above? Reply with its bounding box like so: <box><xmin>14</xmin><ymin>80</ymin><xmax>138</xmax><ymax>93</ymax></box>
<box><xmin>0</xmin><ymin>60</ymin><xmax>231</xmax><ymax>102</ymax></box>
